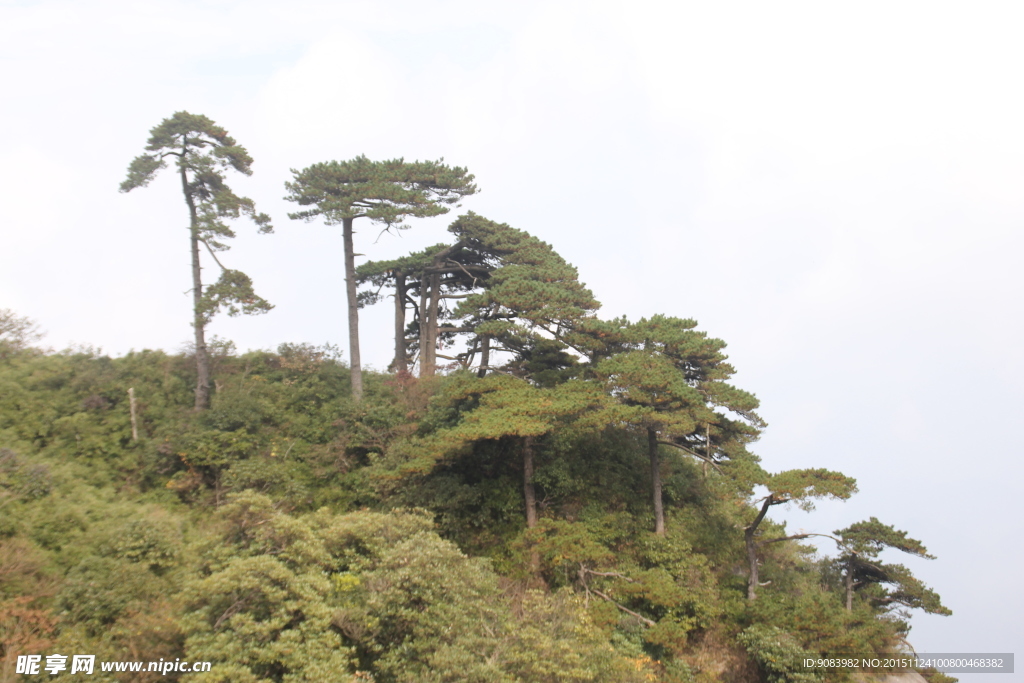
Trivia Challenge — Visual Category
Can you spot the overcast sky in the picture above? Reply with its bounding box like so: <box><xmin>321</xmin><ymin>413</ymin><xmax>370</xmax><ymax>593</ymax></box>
<box><xmin>2</xmin><ymin>1</ymin><xmax>1021</xmax><ymax>671</ymax></box>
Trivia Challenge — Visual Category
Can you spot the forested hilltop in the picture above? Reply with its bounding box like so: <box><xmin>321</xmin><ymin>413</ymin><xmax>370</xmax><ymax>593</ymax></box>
<box><xmin>1</xmin><ymin>113</ymin><xmax>952</xmax><ymax>683</ymax></box>
<box><xmin>0</xmin><ymin>315</ymin><xmax>954</xmax><ymax>682</ymax></box>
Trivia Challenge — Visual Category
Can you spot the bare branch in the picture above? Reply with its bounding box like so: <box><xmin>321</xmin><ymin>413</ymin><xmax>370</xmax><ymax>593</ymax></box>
<box><xmin>758</xmin><ymin>532</ymin><xmax>846</xmax><ymax>549</ymax></box>
<box><xmin>589</xmin><ymin>589</ymin><xmax>655</xmax><ymax>627</ymax></box>
<box><xmin>446</xmin><ymin>258</ymin><xmax>480</xmax><ymax>289</ymax></box>
<box><xmin>580</xmin><ymin>567</ymin><xmax>636</xmax><ymax>582</ymax></box>
<box><xmin>657</xmin><ymin>439</ymin><xmax>724</xmax><ymax>473</ymax></box>
<box><xmin>199</xmin><ymin>238</ymin><xmax>229</xmax><ymax>271</ymax></box>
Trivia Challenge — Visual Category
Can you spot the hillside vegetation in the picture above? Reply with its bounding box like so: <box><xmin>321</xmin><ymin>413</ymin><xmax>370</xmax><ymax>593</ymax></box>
<box><xmin>0</xmin><ymin>333</ymin><xmax>951</xmax><ymax>682</ymax></box>
<box><xmin>0</xmin><ymin>112</ymin><xmax>952</xmax><ymax>683</ymax></box>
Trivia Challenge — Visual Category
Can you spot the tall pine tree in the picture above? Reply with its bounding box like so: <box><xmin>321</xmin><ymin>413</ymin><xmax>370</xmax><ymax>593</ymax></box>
<box><xmin>284</xmin><ymin>157</ymin><xmax>476</xmax><ymax>399</ymax></box>
<box><xmin>120</xmin><ymin>111</ymin><xmax>273</xmax><ymax>410</ymax></box>
<box><xmin>594</xmin><ymin>316</ymin><xmax>764</xmax><ymax>535</ymax></box>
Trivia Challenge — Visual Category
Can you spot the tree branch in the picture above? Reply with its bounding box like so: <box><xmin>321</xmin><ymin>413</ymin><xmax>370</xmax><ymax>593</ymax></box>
<box><xmin>199</xmin><ymin>238</ymin><xmax>229</xmax><ymax>271</ymax></box>
<box><xmin>446</xmin><ymin>258</ymin><xmax>481</xmax><ymax>289</ymax></box>
<box><xmin>589</xmin><ymin>588</ymin><xmax>655</xmax><ymax>627</ymax></box>
<box><xmin>745</xmin><ymin>496</ymin><xmax>774</xmax><ymax>536</ymax></box>
<box><xmin>580</xmin><ymin>567</ymin><xmax>636</xmax><ymax>582</ymax></box>
<box><xmin>757</xmin><ymin>533</ymin><xmax>846</xmax><ymax>548</ymax></box>
<box><xmin>656</xmin><ymin>439</ymin><xmax>723</xmax><ymax>473</ymax></box>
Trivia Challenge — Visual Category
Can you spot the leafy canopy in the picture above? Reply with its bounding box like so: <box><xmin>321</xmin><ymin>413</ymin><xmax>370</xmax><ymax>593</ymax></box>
<box><xmin>284</xmin><ymin>156</ymin><xmax>477</xmax><ymax>229</ymax></box>
<box><xmin>120</xmin><ymin>111</ymin><xmax>273</xmax><ymax>324</ymax></box>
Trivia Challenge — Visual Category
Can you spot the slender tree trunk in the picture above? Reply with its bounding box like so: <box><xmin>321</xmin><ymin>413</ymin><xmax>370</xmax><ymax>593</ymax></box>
<box><xmin>745</xmin><ymin>496</ymin><xmax>773</xmax><ymax>600</ymax></box>
<box><xmin>477</xmin><ymin>334</ymin><xmax>490</xmax><ymax>378</ymax></box>
<box><xmin>418</xmin><ymin>276</ymin><xmax>428</xmax><ymax>378</ymax></box>
<box><xmin>704</xmin><ymin>423</ymin><xmax>711</xmax><ymax>477</ymax></box>
<box><xmin>845</xmin><ymin>555</ymin><xmax>855</xmax><ymax>611</ymax></box>
<box><xmin>128</xmin><ymin>387</ymin><xmax>139</xmax><ymax>442</ymax></box>
<box><xmin>342</xmin><ymin>216</ymin><xmax>363</xmax><ymax>401</ymax></box>
<box><xmin>648</xmin><ymin>428</ymin><xmax>665</xmax><ymax>535</ymax></box>
<box><xmin>746</xmin><ymin>530</ymin><xmax>759</xmax><ymax>600</ymax></box>
<box><xmin>523</xmin><ymin>436</ymin><xmax>538</xmax><ymax>528</ymax></box>
<box><xmin>523</xmin><ymin>435</ymin><xmax>540</xmax><ymax>573</ymax></box>
<box><xmin>422</xmin><ymin>271</ymin><xmax>442</xmax><ymax>376</ymax></box>
<box><xmin>393</xmin><ymin>272</ymin><xmax>407</xmax><ymax>373</ymax></box>
<box><xmin>182</xmin><ymin>163</ymin><xmax>211</xmax><ymax>411</ymax></box>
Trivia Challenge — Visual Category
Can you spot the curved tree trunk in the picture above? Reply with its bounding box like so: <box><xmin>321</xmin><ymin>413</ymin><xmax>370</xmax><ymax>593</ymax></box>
<box><xmin>745</xmin><ymin>496</ymin><xmax>773</xmax><ymax>600</ymax></box>
<box><xmin>182</xmin><ymin>163</ymin><xmax>211</xmax><ymax>411</ymax></box>
<box><xmin>342</xmin><ymin>217</ymin><xmax>363</xmax><ymax>400</ymax></box>
<box><xmin>648</xmin><ymin>428</ymin><xmax>665</xmax><ymax>535</ymax></box>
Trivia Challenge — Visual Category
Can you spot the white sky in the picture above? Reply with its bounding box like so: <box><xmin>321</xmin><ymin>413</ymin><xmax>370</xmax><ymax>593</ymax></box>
<box><xmin>2</xmin><ymin>0</ymin><xmax>1021</xmax><ymax>669</ymax></box>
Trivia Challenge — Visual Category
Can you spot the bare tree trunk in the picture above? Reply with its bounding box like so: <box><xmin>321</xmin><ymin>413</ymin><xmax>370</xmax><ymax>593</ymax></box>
<box><xmin>342</xmin><ymin>216</ymin><xmax>363</xmax><ymax>401</ymax></box>
<box><xmin>128</xmin><ymin>387</ymin><xmax>139</xmax><ymax>442</ymax></box>
<box><xmin>477</xmin><ymin>334</ymin><xmax>490</xmax><ymax>378</ymax></box>
<box><xmin>845</xmin><ymin>556</ymin><xmax>855</xmax><ymax>610</ymax></box>
<box><xmin>745</xmin><ymin>497</ymin><xmax>773</xmax><ymax>600</ymax></box>
<box><xmin>523</xmin><ymin>436</ymin><xmax>538</xmax><ymax>528</ymax></box>
<box><xmin>746</xmin><ymin>529</ymin><xmax>760</xmax><ymax>600</ymax></box>
<box><xmin>182</xmin><ymin>164</ymin><xmax>211</xmax><ymax>411</ymax></box>
<box><xmin>648</xmin><ymin>428</ymin><xmax>665</xmax><ymax>536</ymax></box>
<box><xmin>421</xmin><ymin>270</ymin><xmax>442</xmax><ymax>376</ymax></box>
<box><xmin>704</xmin><ymin>423</ymin><xmax>711</xmax><ymax>477</ymax></box>
<box><xmin>422</xmin><ymin>271</ymin><xmax>441</xmax><ymax>376</ymax></box>
<box><xmin>523</xmin><ymin>435</ymin><xmax>540</xmax><ymax>573</ymax></box>
<box><xmin>393</xmin><ymin>272</ymin><xmax>407</xmax><ymax>373</ymax></box>
<box><xmin>418</xmin><ymin>277</ymin><xmax>428</xmax><ymax>378</ymax></box>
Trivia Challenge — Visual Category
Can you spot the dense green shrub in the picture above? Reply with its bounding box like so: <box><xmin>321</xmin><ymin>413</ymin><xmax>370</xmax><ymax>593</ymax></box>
<box><xmin>0</xmin><ymin>346</ymin><xmax>950</xmax><ymax>682</ymax></box>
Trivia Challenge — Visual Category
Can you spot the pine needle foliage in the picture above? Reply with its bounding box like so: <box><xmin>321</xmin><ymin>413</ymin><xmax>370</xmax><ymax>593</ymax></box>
<box><xmin>120</xmin><ymin>111</ymin><xmax>273</xmax><ymax>410</ymax></box>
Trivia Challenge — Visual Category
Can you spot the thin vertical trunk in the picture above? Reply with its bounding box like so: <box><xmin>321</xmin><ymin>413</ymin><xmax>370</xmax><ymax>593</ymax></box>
<box><xmin>704</xmin><ymin>423</ymin><xmax>711</xmax><ymax>477</ymax></box>
<box><xmin>477</xmin><ymin>334</ymin><xmax>490</xmax><ymax>378</ymax></box>
<box><xmin>393</xmin><ymin>272</ymin><xmax>407</xmax><ymax>373</ymax></box>
<box><xmin>746</xmin><ymin>530</ymin><xmax>760</xmax><ymax>601</ymax></box>
<box><xmin>418</xmin><ymin>276</ymin><xmax>428</xmax><ymax>377</ymax></box>
<box><xmin>128</xmin><ymin>387</ymin><xmax>139</xmax><ymax>442</ymax></box>
<box><xmin>342</xmin><ymin>216</ymin><xmax>363</xmax><ymax>401</ymax></box>
<box><xmin>182</xmin><ymin>162</ymin><xmax>211</xmax><ymax>411</ymax></box>
<box><xmin>418</xmin><ymin>245</ymin><xmax>459</xmax><ymax>378</ymax></box>
<box><xmin>423</xmin><ymin>270</ymin><xmax>442</xmax><ymax>376</ymax></box>
<box><xmin>845</xmin><ymin>556</ymin><xmax>855</xmax><ymax>611</ymax></box>
<box><xmin>648</xmin><ymin>428</ymin><xmax>665</xmax><ymax>535</ymax></box>
<box><xmin>523</xmin><ymin>436</ymin><xmax>538</xmax><ymax>528</ymax></box>
<box><xmin>523</xmin><ymin>435</ymin><xmax>540</xmax><ymax>573</ymax></box>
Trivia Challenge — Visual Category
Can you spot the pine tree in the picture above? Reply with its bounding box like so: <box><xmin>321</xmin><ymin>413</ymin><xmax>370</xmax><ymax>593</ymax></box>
<box><xmin>594</xmin><ymin>316</ymin><xmax>764</xmax><ymax>535</ymax></box>
<box><xmin>120</xmin><ymin>114</ymin><xmax>274</xmax><ymax>409</ymax></box>
<box><xmin>447</xmin><ymin>213</ymin><xmax>601</xmax><ymax>374</ymax></box>
<box><xmin>284</xmin><ymin>157</ymin><xmax>477</xmax><ymax>399</ymax></box>
<box><xmin>835</xmin><ymin>517</ymin><xmax>951</xmax><ymax>615</ymax></box>
<box><xmin>356</xmin><ymin>247</ymin><xmax>440</xmax><ymax>374</ymax></box>
<box><xmin>420</xmin><ymin>374</ymin><xmax>610</xmax><ymax>535</ymax></box>
<box><xmin>356</xmin><ymin>241</ymin><xmax>487</xmax><ymax>376</ymax></box>
<box><xmin>120</xmin><ymin>111</ymin><xmax>273</xmax><ymax>410</ymax></box>
<box><xmin>744</xmin><ymin>468</ymin><xmax>857</xmax><ymax>600</ymax></box>
<box><xmin>356</xmin><ymin>212</ymin><xmax>598</xmax><ymax>379</ymax></box>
